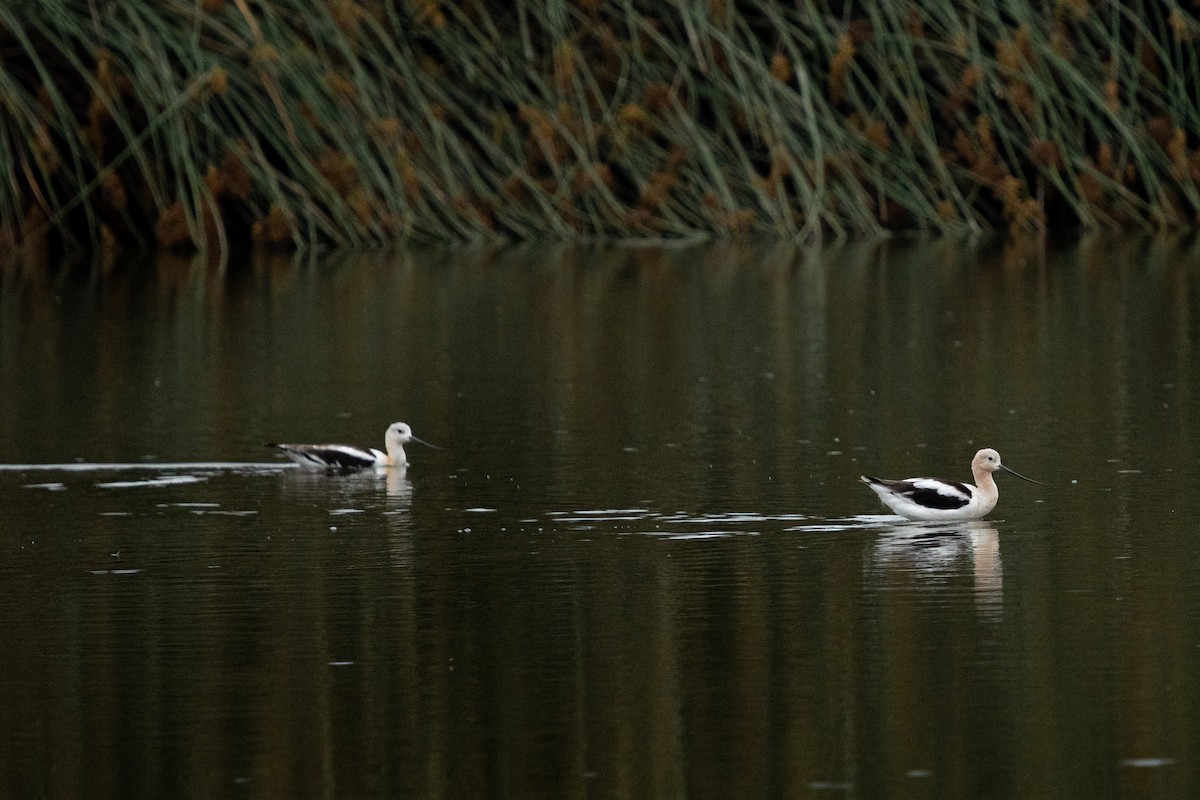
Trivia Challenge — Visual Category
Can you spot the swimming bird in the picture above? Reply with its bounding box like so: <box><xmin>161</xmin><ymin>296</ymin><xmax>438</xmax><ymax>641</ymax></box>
<box><xmin>267</xmin><ymin>422</ymin><xmax>437</xmax><ymax>469</ymax></box>
<box><xmin>860</xmin><ymin>448</ymin><xmax>1039</xmax><ymax>521</ymax></box>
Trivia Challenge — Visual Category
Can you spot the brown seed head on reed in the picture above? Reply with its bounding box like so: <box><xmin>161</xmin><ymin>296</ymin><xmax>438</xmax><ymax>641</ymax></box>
<box><xmin>205</xmin><ymin>150</ymin><xmax>253</xmax><ymax>200</ymax></box>
<box><xmin>193</xmin><ymin>67</ymin><xmax>229</xmax><ymax>100</ymax></box>
<box><xmin>31</xmin><ymin>124</ymin><xmax>59</xmax><ymax>176</ymax></box>
<box><xmin>822</xmin><ymin>151</ymin><xmax>856</xmax><ymax>180</ymax></box>
<box><xmin>1008</xmin><ymin>197</ymin><xmax>1044</xmax><ymax>232</ymax></box>
<box><xmin>863</xmin><ymin>120</ymin><xmax>890</xmax><ymax>152</ymax></box>
<box><xmin>1169</xmin><ymin>8</ymin><xmax>1194</xmax><ymax>42</ymax></box>
<box><xmin>251</xmin><ymin>43</ymin><xmax>280</xmax><ymax>67</ymax></box>
<box><xmin>325</xmin><ymin>72</ymin><xmax>357</xmax><ymax>105</ymax></box>
<box><xmin>1167</xmin><ymin>128</ymin><xmax>1188</xmax><ymax>178</ymax></box>
<box><xmin>641</xmin><ymin>82</ymin><xmax>673</xmax><ymax>115</ymax></box>
<box><xmin>488</xmin><ymin>111</ymin><xmax>513</xmax><ymax>145</ymax></box>
<box><xmin>847</xmin><ymin>18</ymin><xmax>873</xmax><ymax>44</ymax></box>
<box><xmin>732</xmin><ymin>103</ymin><xmax>750</xmax><ymax>134</ymax></box>
<box><xmin>414</xmin><ymin>0</ymin><xmax>446</xmax><ymax>28</ymax></box>
<box><xmin>1014</xmin><ymin>25</ymin><xmax>1034</xmax><ymax>62</ymax></box>
<box><xmin>398</xmin><ymin>157</ymin><xmax>421</xmax><ymax>202</ymax></box>
<box><xmin>972</xmin><ymin>153</ymin><xmax>1007</xmax><ymax>186</ymax></box>
<box><xmin>1099</xmin><ymin>70</ymin><xmax>1118</xmax><ymax>113</ymax></box>
<box><xmin>975</xmin><ymin>114</ymin><xmax>996</xmax><ymax>155</ymax></box>
<box><xmin>943</xmin><ymin>68</ymin><xmax>978</xmax><ymax>117</ymax></box>
<box><xmin>1006</xmin><ymin>80</ymin><xmax>1034</xmax><ymax>117</ymax></box>
<box><xmin>553</xmin><ymin>40</ymin><xmax>577</xmax><ymax>91</ymax></box>
<box><xmin>828</xmin><ymin>35</ymin><xmax>855</xmax><ymax>105</ymax></box>
<box><xmin>617</xmin><ymin>103</ymin><xmax>651</xmax><ymax>131</ymax></box>
<box><xmin>953</xmin><ymin>128</ymin><xmax>977</xmax><ymax>163</ymax></box>
<box><xmin>99</xmin><ymin>224</ymin><xmax>119</xmax><ymax>271</ymax></box>
<box><xmin>1138</xmin><ymin>37</ymin><xmax>1161</xmax><ymax>77</ymax></box>
<box><xmin>639</xmin><ymin>171</ymin><xmax>680</xmax><ymax>207</ymax></box>
<box><xmin>726</xmin><ymin>208</ymin><xmax>756</xmax><ymax>234</ymax></box>
<box><xmin>1057</xmin><ymin>0</ymin><xmax>1089</xmax><ymax>22</ymax></box>
<box><xmin>1096</xmin><ymin>141</ymin><xmax>1114</xmax><ymax>175</ymax></box>
<box><xmin>156</xmin><ymin>202</ymin><xmax>192</xmax><ymax>248</ymax></box>
<box><xmin>330</xmin><ymin>0</ymin><xmax>365</xmax><ymax>34</ymax></box>
<box><xmin>996</xmin><ymin>174</ymin><xmax>1022</xmax><ymax>212</ymax></box>
<box><xmin>454</xmin><ymin>193</ymin><xmax>495</xmax><ymax>232</ymax></box>
<box><xmin>555</xmin><ymin>103</ymin><xmax>581</xmax><ymax>136</ymax></box>
<box><xmin>1145</xmin><ymin>116</ymin><xmax>1173</xmax><ymax>148</ymax></box>
<box><xmin>204</xmin><ymin>163</ymin><xmax>225</xmax><ymax>198</ymax></box>
<box><xmin>417</xmin><ymin>54</ymin><xmax>445</xmax><ymax>79</ymax></box>
<box><xmin>664</xmin><ymin>144</ymin><xmax>688</xmax><ymax>172</ymax></box>
<box><xmin>84</xmin><ymin>96</ymin><xmax>109</xmax><ymax>157</ymax></box>
<box><xmin>94</xmin><ymin>48</ymin><xmax>125</xmax><ymax>96</ymax></box>
<box><xmin>594</xmin><ymin>163</ymin><xmax>615</xmax><ymax>191</ymax></box>
<box><xmin>904</xmin><ymin>8</ymin><xmax>924</xmax><ymax>38</ymax></box>
<box><xmin>770</xmin><ymin>52</ymin><xmax>791</xmax><ymax>83</ymax></box>
<box><xmin>1078</xmin><ymin>169</ymin><xmax>1105</xmax><ymax>204</ymax></box>
<box><xmin>569</xmin><ymin>166</ymin><xmax>591</xmax><ymax>196</ymax></box>
<box><xmin>101</xmin><ymin>172</ymin><xmax>127</xmax><ymax>212</ymax></box>
<box><xmin>477</xmin><ymin>199</ymin><xmax>499</xmax><ymax>233</ymax></box>
<box><xmin>1030</xmin><ymin>138</ymin><xmax>1062</xmax><ymax>170</ymax></box>
<box><xmin>531</xmin><ymin>176</ymin><xmax>557</xmax><ymax>196</ymax></box>
<box><xmin>761</xmin><ymin>146</ymin><xmax>791</xmax><ymax>190</ymax></box>
<box><xmin>1048</xmin><ymin>20</ymin><xmax>1074</xmax><ymax>58</ymax></box>
<box><xmin>519</xmin><ymin>104</ymin><xmax>555</xmax><ymax>142</ymax></box>
<box><xmin>502</xmin><ymin>172</ymin><xmax>526</xmax><ymax>202</ymax></box>
<box><xmin>995</xmin><ymin>38</ymin><xmax>1022</xmax><ymax>72</ymax></box>
<box><xmin>297</xmin><ymin>101</ymin><xmax>320</xmax><ymax>130</ymax></box>
<box><xmin>961</xmin><ymin>65</ymin><xmax>983</xmax><ymax>90</ymax></box>
<box><xmin>86</xmin><ymin>93</ymin><xmax>109</xmax><ymax>130</ymax></box>
<box><xmin>370</xmin><ymin>118</ymin><xmax>401</xmax><ymax>139</ymax></box>
<box><xmin>347</xmin><ymin>187</ymin><xmax>373</xmax><ymax>224</ymax></box>
<box><xmin>626</xmin><ymin>206</ymin><xmax>658</xmax><ymax>231</ymax></box>
<box><xmin>251</xmin><ymin>204</ymin><xmax>294</xmax><ymax>245</ymax></box>
<box><xmin>316</xmin><ymin>150</ymin><xmax>357</xmax><ymax>196</ymax></box>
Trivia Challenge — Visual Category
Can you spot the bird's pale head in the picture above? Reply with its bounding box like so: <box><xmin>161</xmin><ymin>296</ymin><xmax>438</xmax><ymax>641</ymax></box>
<box><xmin>386</xmin><ymin>422</ymin><xmax>413</xmax><ymax>445</ymax></box>
<box><xmin>973</xmin><ymin>448</ymin><xmax>1003</xmax><ymax>473</ymax></box>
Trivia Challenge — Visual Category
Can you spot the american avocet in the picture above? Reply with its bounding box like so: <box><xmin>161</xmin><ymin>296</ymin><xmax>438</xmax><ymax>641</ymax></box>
<box><xmin>267</xmin><ymin>422</ymin><xmax>437</xmax><ymax>469</ymax></box>
<box><xmin>860</xmin><ymin>448</ymin><xmax>1039</xmax><ymax>521</ymax></box>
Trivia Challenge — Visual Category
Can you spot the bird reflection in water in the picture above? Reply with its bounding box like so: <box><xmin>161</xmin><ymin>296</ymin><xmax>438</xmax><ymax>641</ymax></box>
<box><xmin>383</xmin><ymin>465</ymin><xmax>413</xmax><ymax>503</ymax></box>
<box><xmin>277</xmin><ymin>464</ymin><xmax>416</xmax><ymax>565</ymax></box>
<box><xmin>870</xmin><ymin>520</ymin><xmax>1003</xmax><ymax>618</ymax></box>
<box><xmin>382</xmin><ymin>466</ymin><xmax>416</xmax><ymax>568</ymax></box>
<box><xmin>279</xmin><ymin>464</ymin><xmax>413</xmax><ymax>503</ymax></box>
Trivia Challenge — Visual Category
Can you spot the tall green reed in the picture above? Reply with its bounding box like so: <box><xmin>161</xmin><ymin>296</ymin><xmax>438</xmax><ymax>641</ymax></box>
<box><xmin>2</xmin><ymin>0</ymin><xmax>1199</xmax><ymax>253</ymax></box>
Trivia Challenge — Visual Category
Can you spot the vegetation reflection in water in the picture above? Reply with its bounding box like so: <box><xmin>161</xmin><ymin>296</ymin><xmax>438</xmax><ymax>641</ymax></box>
<box><xmin>2</xmin><ymin>235</ymin><xmax>1200</xmax><ymax>798</ymax></box>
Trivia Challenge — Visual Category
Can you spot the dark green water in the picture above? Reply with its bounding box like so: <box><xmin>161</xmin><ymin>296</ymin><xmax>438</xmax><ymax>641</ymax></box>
<box><xmin>2</xmin><ymin>236</ymin><xmax>1199</xmax><ymax>798</ymax></box>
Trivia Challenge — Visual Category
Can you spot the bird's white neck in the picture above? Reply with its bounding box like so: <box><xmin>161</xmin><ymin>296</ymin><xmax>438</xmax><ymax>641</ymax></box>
<box><xmin>385</xmin><ymin>440</ymin><xmax>407</xmax><ymax>467</ymax></box>
<box><xmin>972</xmin><ymin>467</ymin><xmax>998</xmax><ymax>504</ymax></box>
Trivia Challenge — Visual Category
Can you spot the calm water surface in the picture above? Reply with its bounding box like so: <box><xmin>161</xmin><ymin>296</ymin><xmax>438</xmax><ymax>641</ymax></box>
<box><xmin>2</xmin><ymin>236</ymin><xmax>1200</xmax><ymax>798</ymax></box>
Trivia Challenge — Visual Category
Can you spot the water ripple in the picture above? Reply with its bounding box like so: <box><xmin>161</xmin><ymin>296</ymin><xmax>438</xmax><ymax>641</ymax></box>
<box><xmin>544</xmin><ymin>509</ymin><xmax>892</xmax><ymax>539</ymax></box>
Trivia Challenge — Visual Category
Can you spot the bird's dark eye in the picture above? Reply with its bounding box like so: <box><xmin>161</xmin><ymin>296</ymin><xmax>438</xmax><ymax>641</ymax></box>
<box><xmin>987</xmin><ymin>456</ymin><xmax>994</xmax><ymax>461</ymax></box>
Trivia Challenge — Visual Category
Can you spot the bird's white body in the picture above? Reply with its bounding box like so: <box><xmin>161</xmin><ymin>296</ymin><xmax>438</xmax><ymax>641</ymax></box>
<box><xmin>268</xmin><ymin>422</ymin><xmax>435</xmax><ymax>470</ymax></box>
<box><xmin>860</xmin><ymin>448</ymin><xmax>1037</xmax><ymax>522</ymax></box>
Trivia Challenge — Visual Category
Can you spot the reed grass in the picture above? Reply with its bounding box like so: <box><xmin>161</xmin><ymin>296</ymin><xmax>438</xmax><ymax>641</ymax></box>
<box><xmin>3</xmin><ymin>0</ymin><xmax>1200</xmax><ymax>252</ymax></box>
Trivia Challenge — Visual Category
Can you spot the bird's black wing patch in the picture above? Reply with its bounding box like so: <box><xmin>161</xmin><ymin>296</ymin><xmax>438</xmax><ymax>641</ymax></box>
<box><xmin>311</xmin><ymin>446</ymin><xmax>376</xmax><ymax>469</ymax></box>
<box><xmin>907</xmin><ymin>481</ymin><xmax>972</xmax><ymax>510</ymax></box>
<box><xmin>271</xmin><ymin>443</ymin><xmax>378</xmax><ymax>469</ymax></box>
